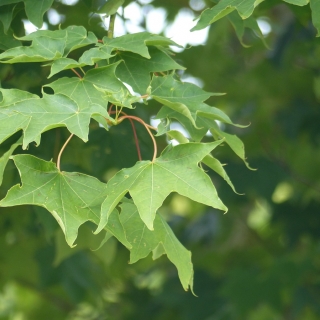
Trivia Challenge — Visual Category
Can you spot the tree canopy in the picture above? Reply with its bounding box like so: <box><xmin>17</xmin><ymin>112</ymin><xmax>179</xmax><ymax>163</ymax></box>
<box><xmin>0</xmin><ymin>0</ymin><xmax>320</xmax><ymax>319</ymax></box>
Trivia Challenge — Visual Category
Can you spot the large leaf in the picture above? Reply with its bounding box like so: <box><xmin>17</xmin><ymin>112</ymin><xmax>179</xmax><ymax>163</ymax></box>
<box><xmin>192</xmin><ymin>0</ymin><xmax>265</xmax><ymax>31</ymax></box>
<box><xmin>119</xmin><ymin>201</ymin><xmax>194</xmax><ymax>292</ymax></box>
<box><xmin>24</xmin><ymin>0</ymin><xmax>54</xmax><ymax>28</ymax></box>
<box><xmin>115</xmin><ymin>47</ymin><xmax>185</xmax><ymax>94</ymax></box>
<box><xmin>47</xmin><ymin>62</ymin><xmax>130</xmax><ymax>110</ymax></box>
<box><xmin>96</xmin><ymin>141</ymin><xmax>227</xmax><ymax>233</ymax></box>
<box><xmin>0</xmin><ymin>88</ymin><xmax>111</xmax><ymax>149</ymax></box>
<box><xmin>102</xmin><ymin>32</ymin><xmax>181</xmax><ymax>59</ymax></box>
<box><xmin>0</xmin><ymin>24</ymin><xmax>20</xmax><ymax>51</ymax></box>
<box><xmin>0</xmin><ymin>155</ymin><xmax>131</xmax><ymax>248</ymax></box>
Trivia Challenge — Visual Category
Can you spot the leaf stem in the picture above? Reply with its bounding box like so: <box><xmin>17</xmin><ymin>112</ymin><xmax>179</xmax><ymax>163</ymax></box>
<box><xmin>118</xmin><ymin>115</ymin><xmax>157</xmax><ymax>162</ymax></box>
<box><xmin>71</xmin><ymin>68</ymin><xmax>82</xmax><ymax>79</ymax></box>
<box><xmin>57</xmin><ymin>133</ymin><xmax>74</xmax><ymax>171</ymax></box>
<box><xmin>108</xmin><ymin>14</ymin><xmax>116</xmax><ymax>39</ymax></box>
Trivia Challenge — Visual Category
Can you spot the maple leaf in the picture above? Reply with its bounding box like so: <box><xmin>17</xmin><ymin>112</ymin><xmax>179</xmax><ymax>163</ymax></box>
<box><xmin>0</xmin><ymin>155</ymin><xmax>131</xmax><ymax>248</ymax></box>
<box><xmin>119</xmin><ymin>201</ymin><xmax>194</xmax><ymax>292</ymax></box>
<box><xmin>101</xmin><ymin>32</ymin><xmax>181</xmax><ymax>59</ymax></box>
<box><xmin>0</xmin><ymin>88</ymin><xmax>111</xmax><ymax>149</ymax></box>
<box><xmin>151</xmin><ymin>75</ymin><xmax>225</xmax><ymax>128</ymax></box>
<box><xmin>47</xmin><ymin>62</ymin><xmax>132</xmax><ymax>110</ymax></box>
<box><xmin>115</xmin><ymin>47</ymin><xmax>185</xmax><ymax>94</ymax></box>
<box><xmin>95</xmin><ymin>141</ymin><xmax>227</xmax><ymax>233</ymax></box>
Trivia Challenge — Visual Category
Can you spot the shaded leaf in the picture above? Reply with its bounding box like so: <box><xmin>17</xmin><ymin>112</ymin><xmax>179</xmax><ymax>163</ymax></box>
<box><xmin>0</xmin><ymin>88</ymin><xmax>111</xmax><ymax>149</ymax></box>
<box><xmin>97</xmin><ymin>0</ymin><xmax>125</xmax><ymax>15</ymax></box>
<box><xmin>120</xmin><ymin>201</ymin><xmax>194</xmax><ymax>292</ymax></box>
<box><xmin>0</xmin><ymin>24</ymin><xmax>21</xmax><ymax>51</ymax></box>
<box><xmin>0</xmin><ymin>155</ymin><xmax>131</xmax><ymax>248</ymax></box>
<box><xmin>0</xmin><ymin>4</ymin><xmax>15</xmax><ymax>33</ymax></box>
<box><xmin>0</xmin><ymin>137</ymin><xmax>22</xmax><ymax>186</ymax></box>
<box><xmin>115</xmin><ymin>47</ymin><xmax>185</xmax><ymax>94</ymax></box>
<box><xmin>310</xmin><ymin>0</ymin><xmax>320</xmax><ymax>36</ymax></box>
<box><xmin>24</xmin><ymin>0</ymin><xmax>54</xmax><ymax>28</ymax></box>
<box><xmin>96</xmin><ymin>141</ymin><xmax>227</xmax><ymax>233</ymax></box>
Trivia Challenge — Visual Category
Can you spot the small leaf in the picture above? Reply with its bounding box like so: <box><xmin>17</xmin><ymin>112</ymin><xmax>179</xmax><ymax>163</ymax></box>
<box><xmin>0</xmin><ymin>4</ymin><xmax>15</xmax><ymax>33</ymax></box>
<box><xmin>120</xmin><ymin>201</ymin><xmax>194</xmax><ymax>292</ymax></box>
<box><xmin>96</xmin><ymin>141</ymin><xmax>227</xmax><ymax>233</ymax></box>
<box><xmin>210</xmin><ymin>124</ymin><xmax>254</xmax><ymax>170</ymax></box>
<box><xmin>97</xmin><ymin>0</ymin><xmax>125</xmax><ymax>15</ymax></box>
<box><xmin>192</xmin><ymin>0</ymin><xmax>264</xmax><ymax>31</ymax></box>
<box><xmin>102</xmin><ymin>32</ymin><xmax>181</xmax><ymax>59</ymax></box>
<box><xmin>0</xmin><ymin>24</ymin><xmax>20</xmax><ymax>51</ymax></box>
<box><xmin>283</xmin><ymin>0</ymin><xmax>309</xmax><ymax>5</ymax></box>
<box><xmin>0</xmin><ymin>155</ymin><xmax>131</xmax><ymax>248</ymax></box>
<box><xmin>0</xmin><ymin>137</ymin><xmax>22</xmax><ymax>186</ymax></box>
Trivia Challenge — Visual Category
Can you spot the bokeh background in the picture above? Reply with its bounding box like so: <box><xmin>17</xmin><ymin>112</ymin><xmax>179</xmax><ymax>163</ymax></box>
<box><xmin>1</xmin><ymin>0</ymin><xmax>320</xmax><ymax>319</ymax></box>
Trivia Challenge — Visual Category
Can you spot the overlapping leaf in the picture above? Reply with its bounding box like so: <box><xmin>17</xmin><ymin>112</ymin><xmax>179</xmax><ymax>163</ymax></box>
<box><xmin>192</xmin><ymin>0</ymin><xmax>320</xmax><ymax>35</ymax></box>
<box><xmin>47</xmin><ymin>62</ymin><xmax>134</xmax><ymax>110</ymax></box>
<box><xmin>0</xmin><ymin>137</ymin><xmax>21</xmax><ymax>186</ymax></box>
<box><xmin>119</xmin><ymin>201</ymin><xmax>194</xmax><ymax>292</ymax></box>
<box><xmin>0</xmin><ymin>0</ymin><xmax>53</xmax><ymax>28</ymax></box>
<box><xmin>96</xmin><ymin>141</ymin><xmax>227</xmax><ymax>233</ymax></box>
<box><xmin>0</xmin><ymin>88</ymin><xmax>111</xmax><ymax>149</ymax></box>
<box><xmin>152</xmin><ymin>75</ymin><xmax>234</xmax><ymax>129</ymax></box>
<box><xmin>0</xmin><ymin>155</ymin><xmax>131</xmax><ymax>248</ymax></box>
<box><xmin>0</xmin><ymin>26</ymin><xmax>97</xmax><ymax>63</ymax></box>
<box><xmin>115</xmin><ymin>47</ymin><xmax>185</xmax><ymax>94</ymax></box>
<box><xmin>101</xmin><ymin>32</ymin><xmax>181</xmax><ymax>59</ymax></box>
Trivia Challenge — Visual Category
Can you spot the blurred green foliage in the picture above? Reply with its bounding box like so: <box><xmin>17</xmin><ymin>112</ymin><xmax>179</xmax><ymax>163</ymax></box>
<box><xmin>0</xmin><ymin>0</ymin><xmax>320</xmax><ymax>319</ymax></box>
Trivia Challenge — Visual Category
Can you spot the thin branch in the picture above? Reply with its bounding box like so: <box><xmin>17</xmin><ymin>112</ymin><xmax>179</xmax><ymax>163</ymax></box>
<box><xmin>56</xmin><ymin>134</ymin><xmax>74</xmax><ymax>171</ymax></box>
<box><xmin>118</xmin><ymin>115</ymin><xmax>157</xmax><ymax>162</ymax></box>
<box><xmin>71</xmin><ymin>68</ymin><xmax>82</xmax><ymax>79</ymax></box>
<box><xmin>108</xmin><ymin>14</ymin><xmax>116</xmax><ymax>39</ymax></box>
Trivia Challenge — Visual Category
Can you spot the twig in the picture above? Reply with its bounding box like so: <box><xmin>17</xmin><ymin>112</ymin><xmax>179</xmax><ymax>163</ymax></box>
<box><xmin>71</xmin><ymin>68</ymin><xmax>82</xmax><ymax>79</ymax></box>
<box><xmin>118</xmin><ymin>115</ymin><xmax>157</xmax><ymax>162</ymax></box>
<box><xmin>108</xmin><ymin>14</ymin><xmax>116</xmax><ymax>39</ymax></box>
<box><xmin>56</xmin><ymin>134</ymin><xmax>74</xmax><ymax>171</ymax></box>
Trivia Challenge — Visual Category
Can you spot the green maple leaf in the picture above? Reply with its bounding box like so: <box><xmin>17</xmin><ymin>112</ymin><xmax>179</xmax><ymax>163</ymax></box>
<box><xmin>119</xmin><ymin>201</ymin><xmax>194</xmax><ymax>292</ymax></box>
<box><xmin>47</xmin><ymin>62</ymin><xmax>131</xmax><ymax>110</ymax></box>
<box><xmin>0</xmin><ymin>155</ymin><xmax>131</xmax><ymax>248</ymax></box>
<box><xmin>152</xmin><ymin>75</ymin><xmax>229</xmax><ymax>128</ymax></box>
<box><xmin>0</xmin><ymin>26</ymin><xmax>97</xmax><ymax>63</ymax></box>
<box><xmin>95</xmin><ymin>141</ymin><xmax>227</xmax><ymax>233</ymax></box>
<box><xmin>101</xmin><ymin>32</ymin><xmax>181</xmax><ymax>59</ymax></box>
<box><xmin>115</xmin><ymin>47</ymin><xmax>185</xmax><ymax>94</ymax></box>
<box><xmin>0</xmin><ymin>88</ymin><xmax>111</xmax><ymax>149</ymax></box>
<box><xmin>191</xmin><ymin>0</ymin><xmax>264</xmax><ymax>31</ymax></box>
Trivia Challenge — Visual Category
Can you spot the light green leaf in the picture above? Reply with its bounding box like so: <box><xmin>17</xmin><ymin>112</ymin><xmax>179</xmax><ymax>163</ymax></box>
<box><xmin>94</xmin><ymin>85</ymin><xmax>140</xmax><ymax>109</ymax></box>
<box><xmin>0</xmin><ymin>137</ymin><xmax>22</xmax><ymax>186</ymax></box>
<box><xmin>78</xmin><ymin>47</ymin><xmax>114</xmax><ymax>65</ymax></box>
<box><xmin>24</xmin><ymin>0</ymin><xmax>54</xmax><ymax>28</ymax></box>
<box><xmin>192</xmin><ymin>0</ymin><xmax>265</xmax><ymax>31</ymax></box>
<box><xmin>96</xmin><ymin>141</ymin><xmax>227</xmax><ymax>233</ymax></box>
<box><xmin>47</xmin><ymin>63</ymin><xmax>127</xmax><ymax>111</ymax></box>
<box><xmin>7</xmin><ymin>26</ymin><xmax>97</xmax><ymax>61</ymax></box>
<box><xmin>119</xmin><ymin>201</ymin><xmax>194</xmax><ymax>292</ymax></box>
<box><xmin>152</xmin><ymin>76</ymin><xmax>233</xmax><ymax>130</ymax></box>
<box><xmin>310</xmin><ymin>0</ymin><xmax>320</xmax><ymax>36</ymax></box>
<box><xmin>115</xmin><ymin>47</ymin><xmax>185</xmax><ymax>94</ymax></box>
<box><xmin>0</xmin><ymin>155</ymin><xmax>131</xmax><ymax>248</ymax></box>
<box><xmin>282</xmin><ymin>0</ymin><xmax>309</xmax><ymax>5</ymax></box>
<box><xmin>102</xmin><ymin>32</ymin><xmax>181</xmax><ymax>59</ymax></box>
<box><xmin>0</xmin><ymin>37</ymin><xmax>65</xmax><ymax>63</ymax></box>
<box><xmin>97</xmin><ymin>0</ymin><xmax>125</xmax><ymax>15</ymax></box>
<box><xmin>0</xmin><ymin>88</ymin><xmax>111</xmax><ymax>149</ymax></box>
<box><xmin>210</xmin><ymin>124</ymin><xmax>254</xmax><ymax>170</ymax></box>
<box><xmin>48</xmin><ymin>58</ymin><xmax>85</xmax><ymax>78</ymax></box>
